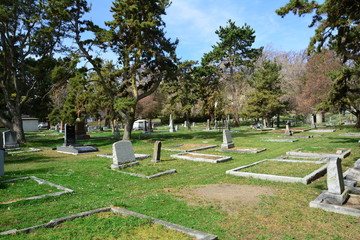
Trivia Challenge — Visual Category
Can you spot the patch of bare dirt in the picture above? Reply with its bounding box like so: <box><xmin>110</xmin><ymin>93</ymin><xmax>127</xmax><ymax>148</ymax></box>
<box><xmin>169</xmin><ymin>184</ymin><xmax>276</xmax><ymax>215</ymax></box>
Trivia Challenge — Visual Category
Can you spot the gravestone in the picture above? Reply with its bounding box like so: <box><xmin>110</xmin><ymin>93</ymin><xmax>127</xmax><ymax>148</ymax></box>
<box><xmin>2</xmin><ymin>130</ymin><xmax>19</xmax><ymax>149</ymax></box>
<box><xmin>111</xmin><ymin>140</ymin><xmax>138</xmax><ymax>169</ymax></box>
<box><xmin>152</xmin><ymin>141</ymin><xmax>162</xmax><ymax>163</ymax></box>
<box><xmin>76</xmin><ymin>121</ymin><xmax>90</xmax><ymax>140</ymax></box>
<box><xmin>221</xmin><ymin>129</ymin><xmax>235</xmax><ymax>149</ymax></box>
<box><xmin>169</xmin><ymin>120</ymin><xmax>175</xmax><ymax>132</ymax></box>
<box><xmin>284</xmin><ymin>123</ymin><xmax>292</xmax><ymax>136</ymax></box>
<box><xmin>323</xmin><ymin>157</ymin><xmax>349</xmax><ymax>204</ymax></box>
<box><xmin>0</xmin><ymin>133</ymin><xmax>3</xmax><ymax>149</ymax></box>
<box><xmin>311</xmin><ymin>115</ymin><xmax>317</xmax><ymax>128</ymax></box>
<box><xmin>64</xmin><ymin>124</ymin><xmax>76</xmax><ymax>146</ymax></box>
<box><xmin>175</xmin><ymin>125</ymin><xmax>179</xmax><ymax>131</ymax></box>
<box><xmin>206</xmin><ymin>119</ymin><xmax>211</xmax><ymax>131</ymax></box>
<box><xmin>344</xmin><ymin>159</ymin><xmax>360</xmax><ymax>182</ymax></box>
<box><xmin>0</xmin><ymin>148</ymin><xmax>4</xmax><ymax>176</ymax></box>
<box><xmin>192</xmin><ymin>122</ymin><xmax>196</xmax><ymax>127</ymax></box>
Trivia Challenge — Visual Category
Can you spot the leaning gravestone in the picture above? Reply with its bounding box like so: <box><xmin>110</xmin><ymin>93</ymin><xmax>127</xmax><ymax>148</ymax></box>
<box><xmin>221</xmin><ymin>129</ymin><xmax>235</xmax><ymax>149</ymax></box>
<box><xmin>322</xmin><ymin>157</ymin><xmax>349</xmax><ymax>204</ymax></box>
<box><xmin>2</xmin><ymin>130</ymin><xmax>19</xmax><ymax>149</ymax></box>
<box><xmin>152</xmin><ymin>141</ymin><xmax>161</xmax><ymax>163</ymax></box>
<box><xmin>111</xmin><ymin>140</ymin><xmax>138</xmax><ymax>169</ymax></box>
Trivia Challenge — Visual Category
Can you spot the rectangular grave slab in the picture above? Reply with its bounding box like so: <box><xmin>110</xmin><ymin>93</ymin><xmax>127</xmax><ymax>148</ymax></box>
<box><xmin>261</xmin><ymin>139</ymin><xmax>298</xmax><ymax>142</ymax></box>
<box><xmin>218</xmin><ymin>147</ymin><xmax>266</xmax><ymax>153</ymax></box>
<box><xmin>309</xmin><ymin>129</ymin><xmax>336</xmax><ymax>133</ymax></box>
<box><xmin>286</xmin><ymin>148</ymin><xmax>351</xmax><ymax>159</ymax></box>
<box><xmin>171</xmin><ymin>152</ymin><xmax>232</xmax><ymax>163</ymax></box>
<box><xmin>56</xmin><ymin>145</ymin><xmax>98</xmax><ymax>155</ymax></box>
<box><xmin>339</xmin><ymin>133</ymin><xmax>360</xmax><ymax>137</ymax></box>
<box><xmin>163</xmin><ymin>144</ymin><xmax>217</xmax><ymax>152</ymax></box>
<box><xmin>226</xmin><ymin>159</ymin><xmax>327</xmax><ymax>184</ymax></box>
<box><xmin>97</xmin><ymin>153</ymin><xmax>150</xmax><ymax>160</ymax></box>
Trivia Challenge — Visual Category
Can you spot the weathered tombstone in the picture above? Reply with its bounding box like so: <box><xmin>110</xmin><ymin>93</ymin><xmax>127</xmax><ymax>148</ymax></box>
<box><xmin>311</xmin><ymin>115</ymin><xmax>317</xmax><ymax>128</ymax></box>
<box><xmin>55</xmin><ymin>124</ymin><xmax>60</xmax><ymax>132</ymax></box>
<box><xmin>175</xmin><ymin>125</ymin><xmax>180</xmax><ymax>131</ymax></box>
<box><xmin>169</xmin><ymin>120</ymin><xmax>175</xmax><ymax>132</ymax></box>
<box><xmin>206</xmin><ymin>119</ymin><xmax>211</xmax><ymax>131</ymax></box>
<box><xmin>263</xmin><ymin>119</ymin><xmax>268</xmax><ymax>128</ymax></box>
<box><xmin>221</xmin><ymin>129</ymin><xmax>235</xmax><ymax>149</ymax></box>
<box><xmin>284</xmin><ymin>123</ymin><xmax>292</xmax><ymax>136</ymax></box>
<box><xmin>2</xmin><ymin>130</ymin><xmax>19</xmax><ymax>149</ymax></box>
<box><xmin>0</xmin><ymin>148</ymin><xmax>4</xmax><ymax>176</ymax></box>
<box><xmin>152</xmin><ymin>141</ymin><xmax>161</xmax><ymax>163</ymax></box>
<box><xmin>192</xmin><ymin>122</ymin><xmax>196</xmax><ymax>127</ymax></box>
<box><xmin>64</xmin><ymin>124</ymin><xmax>76</xmax><ymax>146</ymax></box>
<box><xmin>0</xmin><ymin>133</ymin><xmax>3</xmax><ymax>149</ymax></box>
<box><xmin>111</xmin><ymin>140</ymin><xmax>138</xmax><ymax>169</ymax></box>
<box><xmin>344</xmin><ymin>159</ymin><xmax>360</xmax><ymax>182</ymax></box>
<box><xmin>323</xmin><ymin>157</ymin><xmax>349</xmax><ymax>204</ymax></box>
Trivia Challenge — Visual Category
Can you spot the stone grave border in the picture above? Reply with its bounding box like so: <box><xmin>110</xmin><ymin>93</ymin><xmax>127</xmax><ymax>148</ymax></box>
<box><xmin>0</xmin><ymin>176</ymin><xmax>74</xmax><ymax>204</ymax></box>
<box><xmin>278</xmin><ymin>156</ymin><xmax>329</xmax><ymax>163</ymax></box>
<box><xmin>279</xmin><ymin>135</ymin><xmax>313</xmax><ymax>139</ymax></box>
<box><xmin>8</xmin><ymin>148</ymin><xmax>42</xmax><ymax>155</ymax></box>
<box><xmin>339</xmin><ymin>133</ymin><xmax>360</xmax><ymax>137</ymax></box>
<box><xmin>171</xmin><ymin>152</ymin><xmax>232</xmax><ymax>163</ymax></box>
<box><xmin>97</xmin><ymin>153</ymin><xmax>151</xmax><ymax>160</ymax></box>
<box><xmin>261</xmin><ymin>139</ymin><xmax>298</xmax><ymax>142</ymax></box>
<box><xmin>286</xmin><ymin>148</ymin><xmax>351</xmax><ymax>159</ymax></box>
<box><xmin>226</xmin><ymin>159</ymin><xmax>327</xmax><ymax>184</ymax></box>
<box><xmin>0</xmin><ymin>206</ymin><xmax>218</xmax><ymax>239</ymax></box>
<box><xmin>309</xmin><ymin>193</ymin><xmax>360</xmax><ymax>217</ymax></box>
<box><xmin>163</xmin><ymin>144</ymin><xmax>217</xmax><ymax>152</ymax></box>
<box><xmin>218</xmin><ymin>147</ymin><xmax>266</xmax><ymax>154</ymax></box>
<box><xmin>115</xmin><ymin>169</ymin><xmax>177</xmax><ymax>179</ymax></box>
<box><xmin>56</xmin><ymin>146</ymin><xmax>98</xmax><ymax>155</ymax></box>
<box><xmin>308</xmin><ymin>129</ymin><xmax>336</xmax><ymax>133</ymax></box>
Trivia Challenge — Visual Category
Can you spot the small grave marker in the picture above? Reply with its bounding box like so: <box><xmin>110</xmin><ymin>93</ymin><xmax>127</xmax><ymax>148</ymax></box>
<box><xmin>284</xmin><ymin>123</ymin><xmax>292</xmax><ymax>136</ymax></box>
<box><xmin>169</xmin><ymin>120</ymin><xmax>175</xmax><ymax>132</ymax></box>
<box><xmin>111</xmin><ymin>140</ymin><xmax>138</xmax><ymax>169</ymax></box>
<box><xmin>206</xmin><ymin>119</ymin><xmax>211</xmax><ymax>130</ymax></box>
<box><xmin>2</xmin><ymin>130</ymin><xmax>19</xmax><ymax>149</ymax></box>
<box><xmin>221</xmin><ymin>129</ymin><xmax>235</xmax><ymax>149</ymax></box>
<box><xmin>152</xmin><ymin>141</ymin><xmax>161</xmax><ymax>163</ymax></box>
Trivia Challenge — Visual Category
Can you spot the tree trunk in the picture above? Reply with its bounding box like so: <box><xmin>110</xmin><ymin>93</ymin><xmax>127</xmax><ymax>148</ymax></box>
<box><xmin>11</xmin><ymin>111</ymin><xmax>25</xmax><ymax>144</ymax></box>
<box><xmin>122</xmin><ymin>110</ymin><xmax>135</xmax><ymax>140</ymax></box>
<box><xmin>233</xmin><ymin>112</ymin><xmax>240</xmax><ymax>127</ymax></box>
<box><xmin>355</xmin><ymin>112</ymin><xmax>360</xmax><ymax>129</ymax></box>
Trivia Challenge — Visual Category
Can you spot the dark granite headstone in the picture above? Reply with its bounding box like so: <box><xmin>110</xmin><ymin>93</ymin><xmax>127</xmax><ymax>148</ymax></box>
<box><xmin>2</xmin><ymin>130</ymin><xmax>19</xmax><ymax>149</ymax></box>
<box><xmin>64</xmin><ymin>124</ymin><xmax>76</xmax><ymax>146</ymax></box>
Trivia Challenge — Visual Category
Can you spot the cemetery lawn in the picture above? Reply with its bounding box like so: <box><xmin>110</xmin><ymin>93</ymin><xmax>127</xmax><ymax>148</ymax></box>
<box><xmin>1</xmin><ymin>125</ymin><xmax>360</xmax><ymax>239</ymax></box>
<box><xmin>240</xmin><ymin>161</ymin><xmax>324</xmax><ymax>177</ymax></box>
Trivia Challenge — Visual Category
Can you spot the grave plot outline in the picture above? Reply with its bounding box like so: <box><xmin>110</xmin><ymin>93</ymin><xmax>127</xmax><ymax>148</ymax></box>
<box><xmin>163</xmin><ymin>143</ymin><xmax>218</xmax><ymax>152</ymax></box>
<box><xmin>171</xmin><ymin>152</ymin><xmax>232</xmax><ymax>163</ymax></box>
<box><xmin>114</xmin><ymin>168</ymin><xmax>177</xmax><ymax>179</ymax></box>
<box><xmin>286</xmin><ymin>147</ymin><xmax>351</xmax><ymax>159</ymax></box>
<box><xmin>0</xmin><ymin>176</ymin><xmax>74</xmax><ymax>204</ymax></box>
<box><xmin>226</xmin><ymin>159</ymin><xmax>327</xmax><ymax>184</ymax></box>
<box><xmin>0</xmin><ymin>207</ymin><xmax>218</xmax><ymax>240</ymax></box>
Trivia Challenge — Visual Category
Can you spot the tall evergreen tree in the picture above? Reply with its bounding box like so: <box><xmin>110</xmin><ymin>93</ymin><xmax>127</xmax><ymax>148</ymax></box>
<box><xmin>242</xmin><ymin>60</ymin><xmax>286</xmax><ymax>125</ymax></box>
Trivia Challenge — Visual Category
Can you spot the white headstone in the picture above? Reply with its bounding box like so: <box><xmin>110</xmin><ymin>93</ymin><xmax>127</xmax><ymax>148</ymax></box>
<box><xmin>327</xmin><ymin>158</ymin><xmax>345</xmax><ymax>194</ymax></box>
<box><xmin>206</xmin><ymin>119</ymin><xmax>211</xmax><ymax>130</ymax></box>
<box><xmin>169</xmin><ymin>120</ymin><xmax>175</xmax><ymax>132</ymax></box>
<box><xmin>111</xmin><ymin>140</ymin><xmax>137</xmax><ymax>169</ymax></box>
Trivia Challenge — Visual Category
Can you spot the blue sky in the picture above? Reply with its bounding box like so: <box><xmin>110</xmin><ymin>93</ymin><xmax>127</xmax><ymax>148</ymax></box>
<box><xmin>87</xmin><ymin>0</ymin><xmax>315</xmax><ymax>62</ymax></box>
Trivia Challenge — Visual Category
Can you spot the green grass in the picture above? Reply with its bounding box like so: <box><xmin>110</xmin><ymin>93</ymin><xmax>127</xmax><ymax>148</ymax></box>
<box><xmin>1</xmin><ymin>125</ymin><xmax>360</xmax><ymax>239</ymax></box>
<box><xmin>240</xmin><ymin>161</ymin><xmax>324</xmax><ymax>177</ymax></box>
<box><xmin>0</xmin><ymin>178</ymin><xmax>61</xmax><ymax>203</ymax></box>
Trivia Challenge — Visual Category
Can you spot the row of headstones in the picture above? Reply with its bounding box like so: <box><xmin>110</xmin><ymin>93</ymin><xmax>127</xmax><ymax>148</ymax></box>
<box><xmin>111</xmin><ymin>140</ymin><xmax>161</xmax><ymax>169</ymax></box>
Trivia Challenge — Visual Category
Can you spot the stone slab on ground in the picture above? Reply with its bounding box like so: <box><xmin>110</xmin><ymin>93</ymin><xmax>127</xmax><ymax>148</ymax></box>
<box><xmin>339</xmin><ymin>133</ymin><xmax>360</xmax><ymax>137</ymax></box>
<box><xmin>226</xmin><ymin>159</ymin><xmax>327</xmax><ymax>184</ymax></box>
<box><xmin>163</xmin><ymin>144</ymin><xmax>217</xmax><ymax>152</ymax></box>
<box><xmin>279</xmin><ymin>135</ymin><xmax>313</xmax><ymax>138</ymax></box>
<box><xmin>261</xmin><ymin>139</ymin><xmax>298</xmax><ymax>142</ymax></box>
<box><xmin>56</xmin><ymin>145</ymin><xmax>98</xmax><ymax>155</ymax></box>
<box><xmin>218</xmin><ymin>147</ymin><xmax>266</xmax><ymax>154</ymax></box>
<box><xmin>0</xmin><ymin>207</ymin><xmax>218</xmax><ymax>240</ymax></box>
<box><xmin>286</xmin><ymin>148</ymin><xmax>351</xmax><ymax>159</ymax></box>
<box><xmin>97</xmin><ymin>153</ymin><xmax>151</xmax><ymax>160</ymax></box>
<box><xmin>8</xmin><ymin>148</ymin><xmax>42</xmax><ymax>155</ymax></box>
<box><xmin>310</xmin><ymin>192</ymin><xmax>360</xmax><ymax>217</ymax></box>
<box><xmin>171</xmin><ymin>152</ymin><xmax>232</xmax><ymax>163</ymax></box>
<box><xmin>309</xmin><ymin>129</ymin><xmax>336</xmax><ymax>133</ymax></box>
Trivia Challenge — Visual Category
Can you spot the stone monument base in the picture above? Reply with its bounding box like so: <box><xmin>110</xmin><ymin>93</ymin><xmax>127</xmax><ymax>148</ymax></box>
<box><xmin>321</xmin><ymin>189</ymin><xmax>350</xmax><ymax>205</ymax></box>
<box><xmin>111</xmin><ymin>161</ymin><xmax>139</xmax><ymax>170</ymax></box>
<box><xmin>56</xmin><ymin>145</ymin><xmax>98</xmax><ymax>155</ymax></box>
<box><xmin>221</xmin><ymin>143</ymin><xmax>235</xmax><ymax>149</ymax></box>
